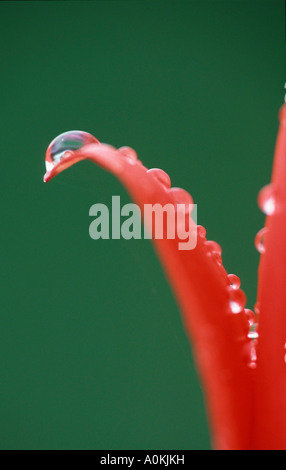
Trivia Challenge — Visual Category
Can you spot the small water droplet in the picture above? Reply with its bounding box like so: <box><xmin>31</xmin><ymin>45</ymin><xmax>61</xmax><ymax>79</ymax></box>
<box><xmin>243</xmin><ymin>340</ymin><xmax>257</xmax><ymax>369</ymax></box>
<box><xmin>45</xmin><ymin>130</ymin><xmax>99</xmax><ymax>171</ymax></box>
<box><xmin>227</xmin><ymin>287</ymin><xmax>246</xmax><ymax>314</ymax></box>
<box><xmin>147</xmin><ymin>168</ymin><xmax>171</xmax><ymax>188</ymax></box>
<box><xmin>244</xmin><ymin>308</ymin><xmax>256</xmax><ymax>327</ymax></box>
<box><xmin>248</xmin><ymin>359</ymin><xmax>257</xmax><ymax>369</ymax></box>
<box><xmin>248</xmin><ymin>323</ymin><xmax>259</xmax><ymax>340</ymax></box>
<box><xmin>168</xmin><ymin>188</ymin><xmax>194</xmax><ymax>214</ymax></box>
<box><xmin>248</xmin><ymin>341</ymin><xmax>258</xmax><ymax>369</ymax></box>
<box><xmin>258</xmin><ymin>184</ymin><xmax>276</xmax><ymax>215</ymax></box>
<box><xmin>205</xmin><ymin>241</ymin><xmax>222</xmax><ymax>265</ymax></box>
<box><xmin>197</xmin><ymin>225</ymin><xmax>206</xmax><ymax>238</ymax></box>
<box><xmin>255</xmin><ymin>227</ymin><xmax>269</xmax><ymax>254</ymax></box>
<box><xmin>254</xmin><ymin>301</ymin><xmax>260</xmax><ymax>317</ymax></box>
<box><xmin>213</xmin><ymin>253</ymin><xmax>223</xmax><ymax>266</ymax></box>
<box><xmin>118</xmin><ymin>146</ymin><xmax>138</xmax><ymax>161</ymax></box>
<box><xmin>227</xmin><ymin>274</ymin><xmax>241</xmax><ymax>290</ymax></box>
<box><xmin>205</xmin><ymin>240</ymin><xmax>222</xmax><ymax>256</ymax></box>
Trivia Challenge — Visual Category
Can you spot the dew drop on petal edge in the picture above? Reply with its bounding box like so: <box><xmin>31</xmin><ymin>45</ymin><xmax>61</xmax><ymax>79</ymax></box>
<box><xmin>45</xmin><ymin>130</ymin><xmax>99</xmax><ymax>170</ymax></box>
<box><xmin>197</xmin><ymin>225</ymin><xmax>206</xmax><ymax>238</ymax></box>
<box><xmin>147</xmin><ymin>168</ymin><xmax>171</xmax><ymax>189</ymax></box>
<box><xmin>248</xmin><ymin>341</ymin><xmax>258</xmax><ymax>370</ymax></box>
<box><xmin>227</xmin><ymin>274</ymin><xmax>241</xmax><ymax>290</ymax></box>
<box><xmin>205</xmin><ymin>240</ymin><xmax>222</xmax><ymax>256</ymax></box>
<box><xmin>258</xmin><ymin>184</ymin><xmax>276</xmax><ymax>216</ymax></box>
<box><xmin>244</xmin><ymin>308</ymin><xmax>256</xmax><ymax>327</ymax></box>
<box><xmin>254</xmin><ymin>302</ymin><xmax>261</xmax><ymax>317</ymax></box>
<box><xmin>248</xmin><ymin>324</ymin><xmax>259</xmax><ymax>340</ymax></box>
<box><xmin>118</xmin><ymin>146</ymin><xmax>138</xmax><ymax>162</ymax></box>
<box><xmin>255</xmin><ymin>227</ymin><xmax>269</xmax><ymax>254</ymax></box>
<box><xmin>227</xmin><ymin>287</ymin><xmax>246</xmax><ymax>314</ymax></box>
<box><xmin>168</xmin><ymin>188</ymin><xmax>194</xmax><ymax>214</ymax></box>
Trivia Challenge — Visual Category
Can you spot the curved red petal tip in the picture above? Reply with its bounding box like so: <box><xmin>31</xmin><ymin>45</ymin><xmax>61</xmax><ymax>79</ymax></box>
<box><xmin>43</xmin><ymin>131</ymin><xmax>126</xmax><ymax>182</ymax></box>
<box><xmin>44</xmin><ymin>129</ymin><xmax>254</xmax><ymax>450</ymax></box>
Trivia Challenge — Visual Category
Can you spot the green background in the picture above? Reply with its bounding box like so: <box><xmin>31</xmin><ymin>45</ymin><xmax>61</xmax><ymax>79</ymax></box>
<box><xmin>0</xmin><ymin>0</ymin><xmax>284</xmax><ymax>450</ymax></box>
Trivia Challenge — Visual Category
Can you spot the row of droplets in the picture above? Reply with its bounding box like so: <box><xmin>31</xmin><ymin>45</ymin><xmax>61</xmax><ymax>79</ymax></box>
<box><xmin>123</xmin><ymin>154</ymin><xmax>263</xmax><ymax>369</ymax></box>
<box><xmin>141</xmin><ymin>164</ymin><xmax>260</xmax><ymax>370</ymax></box>
<box><xmin>245</xmin><ymin>183</ymin><xmax>276</xmax><ymax>366</ymax></box>
<box><xmin>247</xmin><ymin>184</ymin><xmax>275</xmax><ymax>366</ymax></box>
<box><xmin>197</xmin><ymin>225</ymin><xmax>258</xmax><ymax>369</ymax></box>
<box><xmin>146</xmin><ymin>166</ymin><xmax>260</xmax><ymax>368</ymax></box>
<box><xmin>255</xmin><ymin>183</ymin><xmax>276</xmax><ymax>254</ymax></box>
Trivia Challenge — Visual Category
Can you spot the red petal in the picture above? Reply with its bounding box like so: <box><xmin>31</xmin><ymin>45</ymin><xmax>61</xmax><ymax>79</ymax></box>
<box><xmin>44</xmin><ymin>137</ymin><xmax>253</xmax><ymax>449</ymax></box>
<box><xmin>254</xmin><ymin>104</ymin><xmax>286</xmax><ymax>449</ymax></box>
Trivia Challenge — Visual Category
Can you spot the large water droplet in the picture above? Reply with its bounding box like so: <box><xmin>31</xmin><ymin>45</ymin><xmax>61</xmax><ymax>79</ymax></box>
<box><xmin>227</xmin><ymin>274</ymin><xmax>241</xmax><ymax>290</ymax></box>
<box><xmin>258</xmin><ymin>184</ymin><xmax>276</xmax><ymax>216</ymax></box>
<box><xmin>45</xmin><ymin>130</ymin><xmax>99</xmax><ymax>171</ymax></box>
<box><xmin>227</xmin><ymin>287</ymin><xmax>246</xmax><ymax>314</ymax></box>
<box><xmin>255</xmin><ymin>227</ymin><xmax>269</xmax><ymax>254</ymax></box>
